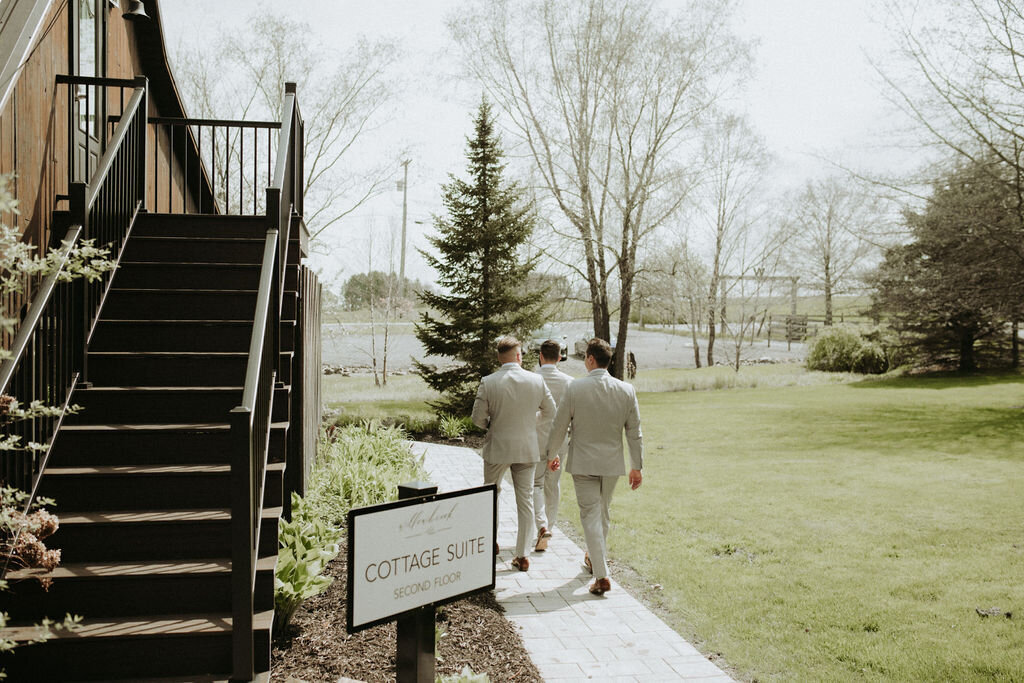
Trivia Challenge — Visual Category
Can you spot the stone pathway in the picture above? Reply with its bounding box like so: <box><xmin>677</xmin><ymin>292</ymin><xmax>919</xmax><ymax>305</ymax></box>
<box><xmin>410</xmin><ymin>442</ymin><xmax>733</xmax><ymax>682</ymax></box>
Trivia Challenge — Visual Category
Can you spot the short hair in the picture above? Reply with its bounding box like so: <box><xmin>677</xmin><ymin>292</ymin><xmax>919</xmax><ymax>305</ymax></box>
<box><xmin>586</xmin><ymin>338</ymin><xmax>612</xmax><ymax>368</ymax></box>
<box><xmin>539</xmin><ymin>339</ymin><xmax>562</xmax><ymax>361</ymax></box>
<box><xmin>496</xmin><ymin>336</ymin><xmax>521</xmax><ymax>356</ymax></box>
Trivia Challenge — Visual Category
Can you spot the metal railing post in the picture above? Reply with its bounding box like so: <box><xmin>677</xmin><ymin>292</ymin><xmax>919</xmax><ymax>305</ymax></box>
<box><xmin>134</xmin><ymin>77</ymin><xmax>148</xmax><ymax>209</ymax></box>
<box><xmin>69</xmin><ymin>183</ymin><xmax>89</xmax><ymax>384</ymax></box>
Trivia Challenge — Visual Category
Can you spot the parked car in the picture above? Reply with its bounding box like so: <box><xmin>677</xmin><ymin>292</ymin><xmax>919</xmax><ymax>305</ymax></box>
<box><xmin>528</xmin><ymin>324</ymin><xmax>569</xmax><ymax>361</ymax></box>
<box><xmin>574</xmin><ymin>333</ymin><xmax>616</xmax><ymax>358</ymax></box>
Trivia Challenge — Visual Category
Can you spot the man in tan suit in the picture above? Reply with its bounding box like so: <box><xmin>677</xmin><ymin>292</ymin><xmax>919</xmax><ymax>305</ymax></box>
<box><xmin>472</xmin><ymin>336</ymin><xmax>555</xmax><ymax>571</ymax></box>
<box><xmin>533</xmin><ymin>339</ymin><xmax>573</xmax><ymax>551</ymax></box>
<box><xmin>546</xmin><ymin>338</ymin><xmax>643</xmax><ymax>595</ymax></box>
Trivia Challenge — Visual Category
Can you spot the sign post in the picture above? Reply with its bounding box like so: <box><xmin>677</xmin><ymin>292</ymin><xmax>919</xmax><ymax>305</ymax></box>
<box><xmin>347</xmin><ymin>482</ymin><xmax>497</xmax><ymax>682</ymax></box>
<box><xmin>396</xmin><ymin>481</ymin><xmax>438</xmax><ymax>683</ymax></box>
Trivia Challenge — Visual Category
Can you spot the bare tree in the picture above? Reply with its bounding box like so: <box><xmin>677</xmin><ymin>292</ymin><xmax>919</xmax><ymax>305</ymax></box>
<box><xmin>695</xmin><ymin>114</ymin><xmax>771</xmax><ymax>366</ymax></box>
<box><xmin>450</xmin><ymin>0</ymin><xmax>745</xmax><ymax>377</ymax></box>
<box><xmin>785</xmin><ymin>178</ymin><xmax>878</xmax><ymax>325</ymax></box>
<box><xmin>636</xmin><ymin>235</ymin><xmax>708</xmax><ymax>366</ymax></box>
<box><xmin>172</xmin><ymin>11</ymin><xmax>400</xmax><ymax>245</ymax></box>
<box><xmin>878</xmin><ymin>0</ymin><xmax>1024</xmax><ymax>266</ymax></box>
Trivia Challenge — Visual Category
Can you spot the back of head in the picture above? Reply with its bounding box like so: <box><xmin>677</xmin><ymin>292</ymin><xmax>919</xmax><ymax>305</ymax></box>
<box><xmin>586</xmin><ymin>338</ymin><xmax>612</xmax><ymax>368</ymax></box>
<box><xmin>539</xmin><ymin>339</ymin><xmax>562</xmax><ymax>362</ymax></box>
<box><xmin>496</xmin><ymin>335</ymin><xmax>521</xmax><ymax>363</ymax></box>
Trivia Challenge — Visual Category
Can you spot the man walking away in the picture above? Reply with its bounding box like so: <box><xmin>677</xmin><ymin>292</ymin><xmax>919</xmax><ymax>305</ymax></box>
<box><xmin>472</xmin><ymin>336</ymin><xmax>555</xmax><ymax>571</ymax></box>
<box><xmin>546</xmin><ymin>338</ymin><xmax>643</xmax><ymax>595</ymax></box>
<box><xmin>534</xmin><ymin>339</ymin><xmax>572</xmax><ymax>551</ymax></box>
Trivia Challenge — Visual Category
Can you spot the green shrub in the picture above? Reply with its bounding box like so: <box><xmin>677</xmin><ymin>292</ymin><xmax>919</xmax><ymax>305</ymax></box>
<box><xmin>853</xmin><ymin>342</ymin><xmax>888</xmax><ymax>374</ymax></box>
<box><xmin>806</xmin><ymin>327</ymin><xmax>863</xmax><ymax>372</ymax></box>
<box><xmin>306</xmin><ymin>420</ymin><xmax>428</xmax><ymax>527</ymax></box>
<box><xmin>273</xmin><ymin>493</ymin><xmax>341</xmax><ymax>632</ymax></box>
<box><xmin>438</xmin><ymin>413</ymin><xmax>467</xmax><ymax>439</ymax></box>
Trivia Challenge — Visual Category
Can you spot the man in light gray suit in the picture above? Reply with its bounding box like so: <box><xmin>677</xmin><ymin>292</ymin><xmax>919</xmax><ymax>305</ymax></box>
<box><xmin>533</xmin><ymin>339</ymin><xmax>572</xmax><ymax>552</ymax></box>
<box><xmin>546</xmin><ymin>338</ymin><xmax>643</xmax><ymax>595</ymax></box>
<box><xmin>472</xmin><ymin>336</ymin><xmax>555</xmax><ymax>571</ymax></box>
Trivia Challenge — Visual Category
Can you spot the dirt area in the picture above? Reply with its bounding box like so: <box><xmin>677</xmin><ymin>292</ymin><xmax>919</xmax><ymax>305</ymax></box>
<box><xmin>272</xmin><ymin>534</ymin><xmax>541</xmax><ymax>682</ymax></box>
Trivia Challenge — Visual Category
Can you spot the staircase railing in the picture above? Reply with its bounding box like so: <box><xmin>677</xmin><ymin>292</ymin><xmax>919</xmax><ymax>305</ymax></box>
<box><xmin>230</xmin><ymin>82</ymin><xmax>302</xmax><ymax>681</ymax></box>
<box><xmin>148</xmin><ymin>116</ymin><xmax>280</xmax><ymax>215</ymax></box>
<box><xmin>1</xmin><ymin>77</ymin><xmax>147</xmax><ymax>501</ymax></box>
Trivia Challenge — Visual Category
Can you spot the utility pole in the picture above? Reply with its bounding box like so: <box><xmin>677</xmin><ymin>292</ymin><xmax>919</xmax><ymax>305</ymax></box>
<box><xmin>399</xmin><ymin>159</ymin><xmax>410</xmax><ymax>298</ymax></box>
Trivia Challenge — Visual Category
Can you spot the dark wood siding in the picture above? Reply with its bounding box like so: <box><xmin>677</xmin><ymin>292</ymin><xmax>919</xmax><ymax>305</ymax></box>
<box><xmin>0</xmin><ymin>1</ymin><xmax>196</xmax><ymax>252</ymax></box>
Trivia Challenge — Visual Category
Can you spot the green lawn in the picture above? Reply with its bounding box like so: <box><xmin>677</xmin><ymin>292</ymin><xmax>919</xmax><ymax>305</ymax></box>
<box><xmin>583</xmin><ymin>372</ymin><xmax>1024</xmax><ymax>681</ymax></box>
<box><xmin>325</xmin><ymin>367</ymin><xmax>1024</xmax><ymax>681</ymax></box>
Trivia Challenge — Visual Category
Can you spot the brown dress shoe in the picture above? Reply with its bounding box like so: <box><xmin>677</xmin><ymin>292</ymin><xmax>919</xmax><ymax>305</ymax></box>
<box><xmin>511</xmin><ymin>556</ymin><xmax>530</xmax><ymax>572</ymax></box>
<box><xmin>535</xmin><ymin>526</ymin><xmax>552</xmax><ymax>551</ymax></box>
<box><xmin>589</xmin><ymin>577</ymin><xmax>611</xmax><ymax>595</ymax></box>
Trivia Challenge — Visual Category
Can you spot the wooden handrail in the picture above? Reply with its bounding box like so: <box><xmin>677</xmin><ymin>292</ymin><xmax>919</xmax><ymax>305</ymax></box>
<box><xmin>240</xmin><ymin>231</ymin><xmax>279</xmax><ymax>410</ymax></box>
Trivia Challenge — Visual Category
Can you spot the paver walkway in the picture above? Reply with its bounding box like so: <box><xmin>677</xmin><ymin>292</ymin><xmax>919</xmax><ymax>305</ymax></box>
<box><xmin>410</xmin><ymin>442</ymin><xmax>733</xmax><ymax>682</ymax></box>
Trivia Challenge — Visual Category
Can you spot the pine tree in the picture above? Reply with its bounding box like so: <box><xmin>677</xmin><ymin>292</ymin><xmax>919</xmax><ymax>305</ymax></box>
<box><xmin>414</xmin><ymin>98</ymin><xmax>546</xmax><ymax>415</ymax></box>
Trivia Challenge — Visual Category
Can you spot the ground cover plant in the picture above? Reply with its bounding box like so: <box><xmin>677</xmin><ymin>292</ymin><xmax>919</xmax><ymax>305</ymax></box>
<box><xmin>576</xmin><ymin>371</ymin><xmax>1024</xmax><ymax>681</ymax></box>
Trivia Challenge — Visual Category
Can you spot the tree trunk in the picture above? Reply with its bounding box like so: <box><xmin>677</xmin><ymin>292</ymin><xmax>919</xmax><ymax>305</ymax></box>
<box><xmin>689</xmin><ymin>299</ymin><xmax>702</xmax><ymax>368</ymax></box>
<box><xmin>824</xmin><ymin>266</ymin><xmax>833</xmax><ymax>326</ymax></box>
<box><xmin>707</xmin><ymin>306</ymin><xmax>716</xmax><ymax>367</ymax></box>
<box><xmin>958</xmin><ymin>333</ymin><xmax>977</xmax><ymax>372</ymax></box>
<box><xmin>1012</xmin><ymin>320</ymin><xmax>1019</xmax><ymax>368</ymax></box>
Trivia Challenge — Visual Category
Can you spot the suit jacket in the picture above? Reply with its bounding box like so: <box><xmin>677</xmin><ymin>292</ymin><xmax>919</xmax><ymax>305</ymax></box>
<box><xmin>536</xmin><ymin>364</ymin><xmax>573</xmax><ymax>457</ymax></box>
<box><xmin>545</xmin><ymin>368</ymin><xmax>643</xmax><ymax>476</ymax></box>
<box><xmin>472</xmin><ymin>363</ymin><xmax>555</xmax><ymax>464</ymax></box>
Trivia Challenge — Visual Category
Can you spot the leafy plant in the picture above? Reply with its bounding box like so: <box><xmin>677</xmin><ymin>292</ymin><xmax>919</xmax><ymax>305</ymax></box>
<box><xmin>305</xmin><ymin>420</ymin><xmax>427</xmax><ymax>527</ymax></box>
<box><xmin>806</xmin><ymin>327</ymin><xmax>887</xmax><ymax>374</ymax></box>
<box><xmin>0</xmin><ymin>173</ymin><xmax>103</xmax><ymax>672</ymax></box>
<box><xmin>273</xmin><ymin>493</ymin><xmax>341</xmax><ymax>633</ymax></box>
<box><xmin>438</xmin><ymin>413</ymin><xmax>467</xmax><ymax>439</ymax></box>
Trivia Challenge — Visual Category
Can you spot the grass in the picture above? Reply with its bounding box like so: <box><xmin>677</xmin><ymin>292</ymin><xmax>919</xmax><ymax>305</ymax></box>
<box><xmin>630</xmin><ymin>363</ymin><xmax>863</xmax><ymax>393</ymax></box>
<box><xmin>565</xmin><ymin>371</ymin><xmax>1024</xmax><ymax>681</ymax></box>
<box><xmin>323</xmin><ymin>364</ymin><xmax>1024</xmax><ymax>680</ymax></box>
<box><xmin>323</xmin><ymin>373</ymin><xmax>439</xmax><ymax>430</ymax></box>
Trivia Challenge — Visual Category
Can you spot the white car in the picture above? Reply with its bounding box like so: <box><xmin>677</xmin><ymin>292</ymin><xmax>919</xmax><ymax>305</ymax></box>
<box><xmin>528</xmin><ymin>325</ymin><xmax>568</xmax><ymax>361</ymax></box>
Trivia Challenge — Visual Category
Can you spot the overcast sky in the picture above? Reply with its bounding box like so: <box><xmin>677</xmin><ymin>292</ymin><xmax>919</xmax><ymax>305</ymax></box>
<box><xmin>160</xmin><ymin>0</ymin><xmax>902</xmax><ymax>285</ymax></box>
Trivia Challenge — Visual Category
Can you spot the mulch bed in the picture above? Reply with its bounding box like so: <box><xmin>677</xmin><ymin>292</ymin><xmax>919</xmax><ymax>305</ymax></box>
<box><xmin>271</xmin><ymin>532</ymin><xmax>541</xmax><ymax>682</ymax></box>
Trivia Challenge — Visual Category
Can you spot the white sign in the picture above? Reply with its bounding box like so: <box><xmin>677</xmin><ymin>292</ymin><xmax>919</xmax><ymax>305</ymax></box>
<box><xmin>347</xmin><ymin>485</ymin><xmax>496</xmax><ymax>632</ymax></box>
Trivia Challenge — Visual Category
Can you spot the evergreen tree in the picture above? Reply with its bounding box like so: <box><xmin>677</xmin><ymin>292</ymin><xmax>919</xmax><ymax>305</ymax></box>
<box><xmin>414</xmin><ymin>99</ymin><xmax>546</xmax><ymax>415</ymax></box>
<box><xmin>870</xmin><ymin>158</ymin><xmax>1023</xmax><ymax>371</ymax></box>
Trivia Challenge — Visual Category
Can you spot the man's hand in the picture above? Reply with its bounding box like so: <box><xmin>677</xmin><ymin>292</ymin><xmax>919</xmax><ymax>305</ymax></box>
<box><xmin>548</xmin><ymin>456</ymin><xmax>560</xmax><ymax>472</ymax></box>
<box><xmin>628</xmin><ymin>469</ymin><xmax>642</xmax><ymax>490</ymax></box>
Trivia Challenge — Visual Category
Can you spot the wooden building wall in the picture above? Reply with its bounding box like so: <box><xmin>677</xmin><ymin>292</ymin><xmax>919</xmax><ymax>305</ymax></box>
<box><xmin>0</xmin><ymin>1</ymin><xmax>70</xmax><ymax>250</ymax></box>
<box><xmin>0</xmin><ymin>0</ymin><xmax>198</xmax><ymax>256</ymax></box>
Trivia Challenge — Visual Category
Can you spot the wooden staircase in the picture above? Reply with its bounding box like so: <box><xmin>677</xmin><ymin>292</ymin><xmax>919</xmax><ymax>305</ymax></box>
<box><xmin>0</xmin><ymin>213</ymin><xmax>302</xmax><ymax>681</ymax></box>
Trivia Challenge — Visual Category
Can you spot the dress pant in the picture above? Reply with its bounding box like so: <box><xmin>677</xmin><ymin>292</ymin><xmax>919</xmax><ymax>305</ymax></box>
<box><xmin>572</xmin><ymin>473</ymin><xmax>619</xmax><ymax>580</ymax></box>
<box><xmin>483</xmin><ymin>461</ymin><xmax>535</xmax><ymax>558</ymax></box>
<box><xmin>533</xmin><ymin>461</ymin><xmax>561</xmax><ymax>532</ymax></box>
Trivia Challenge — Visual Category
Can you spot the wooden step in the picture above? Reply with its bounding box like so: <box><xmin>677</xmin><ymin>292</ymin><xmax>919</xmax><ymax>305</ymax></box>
<box><xmin>50</xmin><ymin>422</ymin><xmax>289</xmax><ymax>467</ymax></box>
<box><xmin>49</xmin><ymin>507</ymin><xmax>282</xmax><ymax>562</ymax></box>
<box><xmin>38</xmin><ymin>462</ymin><xmax>285</xmax><ymax>511</ymax></box>
<box><xmin>121</xmin><ymin>236</ymin><xmax>300</xmax><ymax>264</ymax></box>
<box><xmin>0</xmin><ymin>610</ymin><xmax>272</xmax><ymax>681</ymax></box>
<box><xmin>87</xmin><ymin>351</ymin><xmax>293</xmax><ymax>387</ymax></box>
<box><xmin>115</xmin><ymin>261</ymin><xmax>300</xmax><ymax>291</ymax></box>
<box><xmin>132</xmin><ymin>213</ymin><xmax>267</xmax><ymax>239</ymax></box>
<box><xmin>64</xmin><ymin>386</ymin><xmax>290</xmax><ymax>425</ymax></box>
<box><xmin>89</xmin><ymin>320</ymin><xmax>296</xmax><ymax>353</ymax></box>
<box><xmin>101</xmin><ymin>288</ymin><xmax>297</xmax><ymax>321</ymax></box>
<box><xmin>0</xmin><ymin>556</ymin><xmax>275</xmax><ymax>620</ymax></box>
